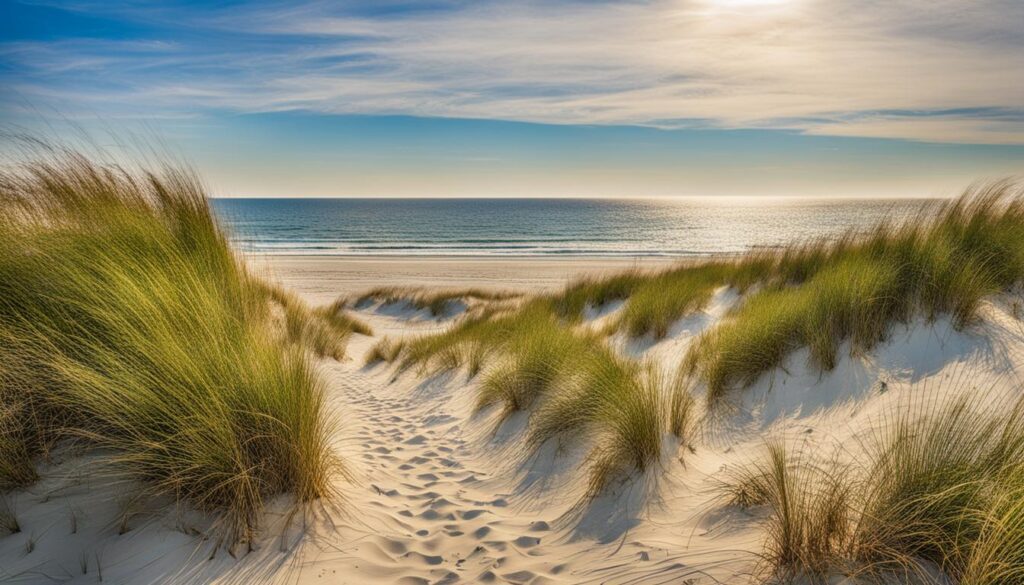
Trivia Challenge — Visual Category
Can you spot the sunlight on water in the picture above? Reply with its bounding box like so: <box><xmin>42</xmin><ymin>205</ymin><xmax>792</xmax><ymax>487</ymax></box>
<box><xmin>213</xmin><ymin>197</ymin><xmax>940</xmax><ymax>257</ymax></box>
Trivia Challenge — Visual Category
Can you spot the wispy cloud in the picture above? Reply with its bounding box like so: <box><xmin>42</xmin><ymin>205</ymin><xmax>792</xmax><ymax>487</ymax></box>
<box><xmin>3</xmin><ymin>0</ymin><xmax>1023</xmax><ymax>144</ymax></box>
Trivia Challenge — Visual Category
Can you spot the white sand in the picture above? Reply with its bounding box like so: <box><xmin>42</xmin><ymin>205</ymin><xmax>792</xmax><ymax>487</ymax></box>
<box><xmin>3</xmin><ymin>257</ymin><xmax>1024</xmax><ymax>584</ymax></box>
<box><xmin>249</xmin><ymin>255</ymin><xmax>681</xmax><ymax>306</ymax></box>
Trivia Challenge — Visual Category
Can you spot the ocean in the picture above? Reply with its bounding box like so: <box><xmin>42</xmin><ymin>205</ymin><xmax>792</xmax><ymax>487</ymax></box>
<box><xmin>211</xmin><ymin>197</ymin><xmax>940</xmax><ymax>257</ymax></box>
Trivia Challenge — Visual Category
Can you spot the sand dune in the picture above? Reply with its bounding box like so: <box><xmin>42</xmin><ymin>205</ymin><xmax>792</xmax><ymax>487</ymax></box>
<box><xmin>3</xmin><ymin>257</ymin><xmax>1023</xmax><ymax>584</ymax></box>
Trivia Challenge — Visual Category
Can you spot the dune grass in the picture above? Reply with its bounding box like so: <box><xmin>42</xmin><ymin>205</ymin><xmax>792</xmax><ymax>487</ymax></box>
<box><xmin>611</xmin><ymin>263</ymin><xmax>735</xmax><ymax>338</ymax></box>
<box><xmin>368</xmin><ymin>180</ymin><xmax>1024</xmax><ymax>511</ymax></box>
<box><xmin>261</xmin><ymin>284</ymin><xmax>372</xmax><ymax>360</ymax></box>
<box><xmin>475</xmin><ymin>305</ymin><xmax>599</xmax><ymax>417</ymax></box>
<box><xmin>540</xmin><ymin>183</ymin><xmax>1024</xmax><ymax>409</ymax></box>
<box><xmin>722</xmin><ymin>392</ymin><xmax>1024</xmax><ymax>583</ymax></box>
<box><xmin>962</xmin><ymin>467</ymin><xmax>1024</xmax><ymax>585</ymax></box>
<box><xmin>364</xmin><ymin>337</ymin><xmax>408</xmax><ymax>366</ymax></box>
<box><xmin>554</xmin><ymin>263</ymin><xmax>738</xmax><ymax>339</ymax></box>
<box><xmin>853</xmin><ymin>394</ymin><xmax>1024</xmax><ymax>581</ymax></box>
<box><xmin>0</xmin><ymin>149</ymin><xmax>336</xmax><ymax>544</ymax></box>
<box><xmin>349</xmin><ymin>286</ymin><xmax>519</xmax><ymax>317</ymax></box>
<box><xmin>553</xmin><ymin>270</ymin><xmax>647</xmax><ymax>320</ymax></box>
<box><xmin>386</xmin><ymin>299</ymin><xmax>695</xmax><ymax>498</ymax></box>
<box><xmin>687</xmin><ymin>254</ymin><xmax>907</xmax><ymax>403</ymax></box>
<box><xmin>721</xmin><ymin>440</ymin><xmax>851</xmax><ymax>580</ymax></box>
<box><xmin>528</xmin><ymin>358</ymin><xmax>668</xmax><ymax>497</ymax></box>
<box><xmin>0</xmin><ymin>497</ymin><xmax>18</xmax><ymax>535</ymax></box>
<box><xmin>667</xmin><ymin>373</ymin><xmax>697</xmax><ymax>444</ymax></box>
<box><xmin>687</xmin><ymin>182</ymin><xmax>1024</xmax><ymax>407</ymax></box>
<box><xmin>318</xmin><ymin>297</ymin><xmax>374</xmax><ymax>336</ymax></box>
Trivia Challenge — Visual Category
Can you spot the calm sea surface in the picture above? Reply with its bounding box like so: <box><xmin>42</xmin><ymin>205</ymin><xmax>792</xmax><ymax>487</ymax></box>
<box><xmin>211</xmin><ymin>198</ymin><xmax>940</xmax><ymax>257</ymax></box>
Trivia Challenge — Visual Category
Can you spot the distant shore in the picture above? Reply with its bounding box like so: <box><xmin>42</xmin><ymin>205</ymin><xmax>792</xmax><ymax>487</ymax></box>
<box><xmin>249</xmin><ymin>253</ymin><xmax>683</xmax><ymax>305</ymax></box>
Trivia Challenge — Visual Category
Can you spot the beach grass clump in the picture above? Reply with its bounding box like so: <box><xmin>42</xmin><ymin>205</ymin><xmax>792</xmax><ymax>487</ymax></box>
<box><xmin>722</xmin><ymin>440</ymin><xmax>852</xmax><ymax>581</ymax></box>
<box><xmin>0</xmin><ymin>497</ymin><xmax>17</xmax><ymax>535</ymax></box>
<box><xmin>317</xmin><ymin>297</ymin><xmax>374</xmax><ymax>337</ymax></box>
<box><xmin>529</xmin><ymin>359</ymin><xmax>669</xmax><ymax>497</ymax></box>
<box><xmin>476</xmin><ymin>313</ymin><xmax>597</xmax><ymax>418</ymax></box>
<box><xmin>0</xmin><ymin>350</ymin><xmax>51</xmax><ymax>489</ymax></box>
<box><xmin>260</xmin><ymin>284</ymin><xmax>372</xmax><ymax>360</ymax></box>
<box><xmin>724</xmin><ymin>392</ymin><xmax>1024</xmax><ymax>583</ymax></box>
<box><xmin>852</xmin><ymin>394</ymin><xmax>1024</xmax><ymax>580</ymax></box>
<box><xmin>667</xmin><ymin>373</ymin><xmax>697</xmax><ymax>443</ymax></box>
<box><xmin>962</xmin><ymin>467</ymin><xmax>1024</xmax><ymax>585</ymax></box>
<box><xmin>0</xmin><ymin>149</ymin><xmax>335</xmax><ymax>543</ymax></box>
<box><xmin>398</xmin><ymin>298</ymin><xmax>685</xmax><ymax>497</ymax></box>
<box><xmin>613</xmin><ymin>263</ymin><xmax>733</xmax><ymax>338</ymax></box>
<box><xmin>553</xmin><ymin>271</ymin><xmax>647</xmax><ymax>320</ymax></box>
<box><xmin>364</xmin><ymin>337</ymin><xmax>408</xmax><ymax>365</ymax></box>
<box><xmin>396</xmin><ymin>299</ymin><xmax>546</xmax><ymax>372</ymax></box>
<box><xmin>688</xmin><ymin>255</ymin><xmax>906</xmax><ymax>405</ymax></box>
<box><xmin>688</xmin><ymin>182</ymin><xmax>1024</xmax><ymax>406</ymax></box>
<box><xmin>553</xmin><ymin>264</ymin><xmax>733</xmax><ymax>339</ymax></box>
<box><xmin>288</xmin><ymin>300</ymin><xmax>371</xmax><ymax>361</ymax></box>
<box><xmin>351</xmin><ymin>286</ymin><xmax>519</xmax><ymax>317</ymax></box>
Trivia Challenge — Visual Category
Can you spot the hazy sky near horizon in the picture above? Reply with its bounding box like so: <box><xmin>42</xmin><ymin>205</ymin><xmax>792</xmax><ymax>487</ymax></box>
<box><xmin>2</xmin><ymin>0</ymin><xmax>1023</xmax><ymax>198</ymax></box>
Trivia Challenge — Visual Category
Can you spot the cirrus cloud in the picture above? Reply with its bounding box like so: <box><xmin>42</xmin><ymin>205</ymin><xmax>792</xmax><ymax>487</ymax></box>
<box><xmin>3</xmin><ymin>0</ymin><xmax>1024</xmax><ymax>144</ymax></box>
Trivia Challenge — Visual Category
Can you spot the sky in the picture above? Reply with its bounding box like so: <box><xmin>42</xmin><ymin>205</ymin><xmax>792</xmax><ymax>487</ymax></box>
<box><xmin>1</xmin><ymin>0</ymin><xmax>1023</xmax><ymax>198</ymax></box>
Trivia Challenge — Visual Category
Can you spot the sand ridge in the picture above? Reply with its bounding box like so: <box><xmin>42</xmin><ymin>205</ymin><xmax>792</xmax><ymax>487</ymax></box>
<box><xmin>3</xmin><ymin>258</ymin><xmax>1024</xmax><ymax>584</ymax></box>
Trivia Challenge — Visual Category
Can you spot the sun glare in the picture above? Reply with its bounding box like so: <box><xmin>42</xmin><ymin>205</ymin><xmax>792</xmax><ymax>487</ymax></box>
<box><xmin>708</xmin><ymin>0</ymin><xmax>792</xmax><ymax>6</ymax></box>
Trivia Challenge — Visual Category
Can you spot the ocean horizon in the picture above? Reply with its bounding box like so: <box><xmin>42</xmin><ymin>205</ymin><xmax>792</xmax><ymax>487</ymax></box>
<box><xmin>212</xmin><ymin>197</ymin><xmax>941</xmax><ymax>257</ymax></box>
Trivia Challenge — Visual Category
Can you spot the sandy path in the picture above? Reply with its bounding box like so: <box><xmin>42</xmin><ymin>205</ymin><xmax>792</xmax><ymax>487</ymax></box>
<box><xmin>320</xmin><ymin>341</ymin><xmax>573</xmax><ymax>584</ymax></box>
<box><xmin>233</xmin><ymin>256</ymin><xmax>721</xmax><ymax>584</ymax></box>
<box><xmin>297</xmin><ymin>296</ymin><xmax>755</xmax><ymax>585</ymax></box>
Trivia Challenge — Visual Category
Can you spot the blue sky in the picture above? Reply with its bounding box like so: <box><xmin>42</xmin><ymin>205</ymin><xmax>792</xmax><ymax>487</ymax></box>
<box><xmin>2</xmin><ymin>0</ymin><xmax>1023</xmax><ymax>197</ymax></box>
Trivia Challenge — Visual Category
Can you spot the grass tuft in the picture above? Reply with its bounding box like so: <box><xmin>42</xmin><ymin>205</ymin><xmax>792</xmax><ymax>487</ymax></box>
<box><xmin>722</xmin><ymin>391</ymin><xmax>1024</xmax><ymax>583</ymax></box>
<box><xmin>0</xmin><ymin>146</ymin><xmax>336</xmax><ymax>543</ymax></box>
<box><xmin>0</xmin><ymin>497</ymin><xmax>19</xmax><ymax>535</ymax></box>
<box><xmin>554</xmin><ymin>264</ymin><xmax>733</xmax><ymax>339</ymax></box>
<box><xmin>688</xmin><ymin>181</ymin><xmax>1024</xmax><ymax>407</ymax></box>
<box><xmin>349</xmin><ymin>286</ymin><xmax>519</xmax><ymax>317</ymax></box>
<box><xmin>852</xmin><ymin>394</ymin><xmax>1024</xmax><ymax>580</ymax></box>
<box><xmin>259</xmin><ymin>283</ymin><xmax>371</xmax><ymax>360</ymax></box>
<box><xmin>364</xmin><ymin>337</ymin><xmax>408</xmax><ymax>365</ymax></box>
<box><xmin>722</xmin><ymin>440</ymin><xmax>852</xmax><ymax>581</ymax></box>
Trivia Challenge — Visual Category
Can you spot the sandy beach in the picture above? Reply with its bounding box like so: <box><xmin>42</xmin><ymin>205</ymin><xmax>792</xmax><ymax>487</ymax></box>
<box><xmin>254</xmin><ymin>255</ymin><xmax>683</xmax><ymax>305</ymax></box>
<box><xmin>261</xmin><ymin>255</ymin><xmax>1024</xmax><ymax>584</ymax></box>
<box><xmin>9</xmin><ymin>246</ymin><xmax>1024</xmax><ymax>584</ymax></box>
<box><xmin>3</xmin><ymin>161</ymin><xmax>1024</xmax><ymax>585</ymax></box>
<box><xmin>6</xmin><ymin>2</ymin><xmax>1024</xmax><ymax>580</ymax></box>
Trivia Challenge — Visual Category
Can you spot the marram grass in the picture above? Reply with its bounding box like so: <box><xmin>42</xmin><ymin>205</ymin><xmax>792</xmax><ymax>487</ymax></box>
<box><xmin>720</xmin><ymin>439</ymin><xmax>852</xmax><ymax>581</ymax></box>
<box><xmin>540</xmin><ymin>182</ymin><xmax>1024</xmax><ymax>408</ymax></box>
<box><xmin>349</xmin><ymin>286</ymin><xmax>519</xmax><ymax>317</ymax></box>
<box><xmin>687</xmin><ymin>181</ymin><xmax>1024</xmax><ymax>407</ymax></box>
<box><xmin>337</xmin><ymin>180</ymin><xmax>1024</xmax><ymax>585</ymax></box>
<box><xmin>384</xmin><ymin>299</ymin><xmax>698</xmax><ymax>499</ymax></box>
<box><xmin>262</xmin><ymin>283</ymin><xmax>372</xmax><ymax>360</ymax></box>
<box><xmin>0</xmin><ymin>149</ymin><xmax>339</xmax><ymax>544</ymax></box>
<box><xmin>721</xmin><ymin>392</ymin><xmax>1024</xmax><ymax>584</ymax></box>
<box><xmin>554</xmin><ymin>263</ymin><xmax>733</xmax><ymax>338</ymax></box>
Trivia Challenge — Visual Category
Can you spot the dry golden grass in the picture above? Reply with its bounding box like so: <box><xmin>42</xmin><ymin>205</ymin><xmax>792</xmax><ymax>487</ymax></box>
<box><xmin>721</xmin><ymin>391</ymin><xmax>1024</xmax><ymax>583</ymax></box>
<box><xmin>348</xmin><ymin>286</ymin><xmax>520</xmax><ymax>317</ymax></box>
<box><xmin>0</xmin><ymin>145</ymin><xmax>337</xmax><ymax>544</ymax></box>
<box><xmin>687</xmin><ymin>181</ymin><xmax>1024</xmax><ymax>407</ymax></box>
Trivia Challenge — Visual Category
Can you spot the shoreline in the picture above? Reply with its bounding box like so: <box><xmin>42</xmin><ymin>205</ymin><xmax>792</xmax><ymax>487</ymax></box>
<box><xmin>247</xmin><ymin>253</ymin><xmax>685</xmax><ymax>305</ymax></box>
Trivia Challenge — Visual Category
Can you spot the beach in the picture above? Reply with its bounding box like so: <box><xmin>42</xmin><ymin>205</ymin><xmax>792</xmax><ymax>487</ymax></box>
<box><xmin>243</xmin><ymin>249</ymin><xmax>1022</xmax><ymax>584</ymax></box>
<box><xmin>4</xmin><ymin>166</ymin><xmax>1024</xmax><ymax>585</ymax></box>
<box><xmin>6</xmin><ymin>1</ymin><xmax>1024</xmax><ymax>580</ymax></box>
<box><xmin>255</xmin><ymin>254</ymin><xmax>682</xmax><ymax>305</ymax></box>
<box><xmin>6</xmin><ymin>240</ymin><xmax>1024</xmax><ymax>583</ymax></box>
